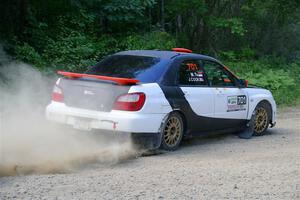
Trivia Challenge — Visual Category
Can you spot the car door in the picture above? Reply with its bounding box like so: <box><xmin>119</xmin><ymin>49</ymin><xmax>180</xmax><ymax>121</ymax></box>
<box><xmin>202</xmin><ymin>60</ymin><xmax>248</xmax><ymax>127</ymax></box>
<box><xmin>177</xmin><ymin>59</ymin><xmax>215</xmax><ymax>132</ymax></box>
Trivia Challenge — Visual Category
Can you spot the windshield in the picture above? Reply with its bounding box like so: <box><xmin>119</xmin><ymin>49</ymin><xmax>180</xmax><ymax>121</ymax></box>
<box><xmin>86</xmin><ymin>55</ymin><xmax>166</xmax><ymax>83</ymax></box>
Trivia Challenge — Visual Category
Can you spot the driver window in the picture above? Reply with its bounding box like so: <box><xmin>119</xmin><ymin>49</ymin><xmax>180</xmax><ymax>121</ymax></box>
<box><xmin>203</xmin><ymin>60</ymin><xmax>235</xmax><ymax>87</ymax></box>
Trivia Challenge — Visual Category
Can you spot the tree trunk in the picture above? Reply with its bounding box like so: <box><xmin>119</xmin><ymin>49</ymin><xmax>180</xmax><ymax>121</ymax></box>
<box><xmin>161</xmin><ymin>0</ymin><xmax>165</xmax><ymax>30</ymax></box>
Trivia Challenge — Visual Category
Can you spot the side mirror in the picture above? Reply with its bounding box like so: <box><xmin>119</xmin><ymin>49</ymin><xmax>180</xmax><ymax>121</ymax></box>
<box><xmin>239</xmin><ymin>79</ymin><xmax>248</xmax><ymax>88</ymax></box>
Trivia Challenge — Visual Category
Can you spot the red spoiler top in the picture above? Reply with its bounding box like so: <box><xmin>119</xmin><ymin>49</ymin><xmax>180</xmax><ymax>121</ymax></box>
<box><xmin>57</xmin><ymin>71</ymin><xmax>140</xmax><ymax>85</ymax></box>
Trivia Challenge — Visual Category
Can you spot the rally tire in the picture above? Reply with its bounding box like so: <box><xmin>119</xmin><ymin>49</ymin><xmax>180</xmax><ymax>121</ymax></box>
<box><xmin>160</xmin><ymin>112</ymin><xmax>184</xmax><ymax>151</ymax></box>
<box><xmin>253</xmin><ymin>102</ymin><xmax>271</xmax><ymax>136</ymax></box>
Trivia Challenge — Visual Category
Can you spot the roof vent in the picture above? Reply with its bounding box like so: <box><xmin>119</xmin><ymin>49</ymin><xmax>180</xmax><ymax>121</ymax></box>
<box><xmin>172</xmin><ymin>48</ymin><xmax>193</xmax><ymax>53</ymax></box>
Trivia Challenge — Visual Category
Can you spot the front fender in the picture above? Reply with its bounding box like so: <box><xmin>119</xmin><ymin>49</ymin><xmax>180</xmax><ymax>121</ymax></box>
<box><xmin>247</xmin><ymin>89</ymin><xmax>277</xmax><ymax>124</ymax></box>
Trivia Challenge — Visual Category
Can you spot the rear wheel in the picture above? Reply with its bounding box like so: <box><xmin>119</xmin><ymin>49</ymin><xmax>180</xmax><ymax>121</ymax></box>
<box><xmin>160</xmin><ymin>112</ymin><xmax>184</xmax><ymax>151</ymax></box>
<box><xmin>253</xmin><ymin>102</ymin><xmax>271</xmax><ymax>136</ymax></box>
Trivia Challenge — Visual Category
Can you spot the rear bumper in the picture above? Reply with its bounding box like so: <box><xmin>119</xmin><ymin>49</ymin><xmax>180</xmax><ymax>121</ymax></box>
<box><xmin>46</xmin><ymin>101</ymin><xmax>167</xmax><ymax>133</ymax></box>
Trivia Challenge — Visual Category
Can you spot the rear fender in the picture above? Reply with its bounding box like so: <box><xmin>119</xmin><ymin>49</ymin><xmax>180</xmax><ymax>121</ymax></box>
<box><xmin>128</xmin><ymin>83</ymin><xmax>173</xmax><ymax>114</ymax></box>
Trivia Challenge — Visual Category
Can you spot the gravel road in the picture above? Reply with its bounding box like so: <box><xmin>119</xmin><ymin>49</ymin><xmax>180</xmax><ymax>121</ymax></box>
<box><xmin>0</xmin><ymin>107</ymin><xmax>299</xmax><ymax>200</ymax></box>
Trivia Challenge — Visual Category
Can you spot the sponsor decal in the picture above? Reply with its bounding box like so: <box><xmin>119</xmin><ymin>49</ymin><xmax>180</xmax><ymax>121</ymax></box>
<box><xmin>189</xmin><ymin>77</ymin><xmax>204</xmax><ymax>82</ymax></box>
<box><xmin>186</xmin><ymin>63</ymin><xmax>198</xmax><ymax>71</ymax></box>
<box><xmin>190</xmin><ymin>71</ymin><xmax>203</xmax><ymax>77</ymax></box>
<box><xmin>227</xmin><ymin>95</ymin><xmax>247</xmax><ymax>112</ymax></box>
<box><xmin>188</xmin><ymin>71</ymin><xmax>204</xmax><ymax>82</ymax></box>
<box><xmin>185</xmin><ymin>62</ymin><xmax>205</xmax><ymax>83</ymax></box>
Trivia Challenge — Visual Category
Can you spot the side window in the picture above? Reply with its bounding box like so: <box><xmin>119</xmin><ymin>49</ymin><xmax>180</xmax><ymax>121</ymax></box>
<box><xmin>178</xmin><ymin>60</ymin><xmax>207</xmax><ymax>86</ymax></box>
<box><xmin>203</xmin><ymin>60</ymin><xmax>236</xmax><ymax>87</ymax></box>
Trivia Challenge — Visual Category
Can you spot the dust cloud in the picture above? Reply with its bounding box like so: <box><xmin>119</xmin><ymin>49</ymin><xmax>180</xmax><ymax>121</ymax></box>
<box><xmin>0</xmin><ymin>53</ymin><xmax>136</xmax><ymax>177</ymax></box>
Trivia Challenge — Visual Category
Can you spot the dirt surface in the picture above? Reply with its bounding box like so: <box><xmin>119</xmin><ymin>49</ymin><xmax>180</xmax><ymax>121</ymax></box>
<box><xmin>0</xmin><ymin>107</ymin><xmax>299</xmax><ymax>200</ymax></box>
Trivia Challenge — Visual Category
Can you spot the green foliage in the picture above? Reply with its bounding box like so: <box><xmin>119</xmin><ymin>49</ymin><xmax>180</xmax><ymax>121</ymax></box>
<box><xmin>103</xmin><ymin>0</ymin><xmax>155</xmax><ymax>22</ymax></box>
<box><xmin>122</xmin><ymin>31</ymin><xmax>176</xmax><ymax>50</ymax></box>
<box><xmin>220</xmin><ymin>47</ymin><xmax>256</xmax><ymax>61</ymax></box>
<box><xmin>244</xmin><ymin>69</ymin><xmax>297</xmax><ymax>105</ymax></box>
<box><xmin>210</xmin><ymin>17</ymin><xmax>246</xmax><ymax>36</ymax></box>
<box><xmin>13</xmin><ymin>30</ymin><xmax>175</xmax><ymax>73</ymax></box>
<box><xmin>15</xmin><ymin>43</ymin><xmax>45</xmax><ymax>68</ymax></box>
<box><xmin>226</xmin><ymin>59</ymin><xmax>300</xmax><ymax>105</ymax></box>
<box><xmin>1</xmin><ymin>0</ymin><xmax>300</xmax><ymax>105</ymax></box>
<box><xmin>166</xmin><ymin>0</ymin><xmax>206</xmax><ymax>15</ymax></box>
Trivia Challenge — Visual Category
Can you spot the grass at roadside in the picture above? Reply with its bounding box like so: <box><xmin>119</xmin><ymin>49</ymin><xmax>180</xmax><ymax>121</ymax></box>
<box><xmin>225</xmin><ymin>58</ymin><xmax>300</xmax><ymax>106</ymax></box>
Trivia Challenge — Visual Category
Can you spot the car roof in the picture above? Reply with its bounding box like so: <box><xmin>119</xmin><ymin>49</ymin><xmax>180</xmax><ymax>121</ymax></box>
<box><xmin>115</xmin><ymin>50</ymin><xmax>220</xmax><ymax>63</ymax></box>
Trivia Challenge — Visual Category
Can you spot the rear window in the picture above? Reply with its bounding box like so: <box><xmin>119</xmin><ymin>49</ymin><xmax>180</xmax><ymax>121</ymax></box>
<box><xmin>86</xmin><ymin>55</ymin><xmax>165</xmax><ymax>83</ymax></box>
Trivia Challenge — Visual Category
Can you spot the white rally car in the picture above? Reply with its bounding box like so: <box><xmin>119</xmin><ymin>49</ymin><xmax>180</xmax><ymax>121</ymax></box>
<box><xmin>46</xmin><ymin>48</ymin><xmax>276</xmax><ymax>151</ymax></box>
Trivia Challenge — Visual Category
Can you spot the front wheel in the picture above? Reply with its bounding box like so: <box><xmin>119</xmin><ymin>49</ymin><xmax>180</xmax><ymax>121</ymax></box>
<box><xmin>253</xmin><ymin>102</ymin><xmax>271</xmax><ymax>136</ymax></box>
<box><xmin>160</xmin><ymin>112</ymin><xmax>184</xmax><ymax>151</ymax></box>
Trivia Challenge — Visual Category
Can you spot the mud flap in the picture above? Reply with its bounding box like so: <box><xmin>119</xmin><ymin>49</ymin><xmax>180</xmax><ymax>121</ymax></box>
<box><xmin>131</xmin><ymin>132</ymin><xmax>162</xmax><ymax>150</ymax></box>
<box><xmin>238</xmin><ymin>112</ymin><xmax>255</xmax><ymax>139</ymax></box>
<box><xmin>131</xmin><ymin>113</ymin><xmax>169</xmax><ymax>150</ymax></box>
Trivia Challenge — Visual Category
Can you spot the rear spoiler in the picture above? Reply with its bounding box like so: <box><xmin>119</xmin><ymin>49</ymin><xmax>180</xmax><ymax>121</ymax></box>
<box><xmin>57</xmin><ymin>71</ymin><xmax>139</xmax><ymax>85</ymax></box>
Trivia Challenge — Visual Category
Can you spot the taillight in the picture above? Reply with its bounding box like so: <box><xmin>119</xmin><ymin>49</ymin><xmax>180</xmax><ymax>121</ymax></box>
<box><xmin>52</xmin><ymin>85</ymin><xmax>64</xmax><ymax>102</ymax></box>
<box><xmin>113</xmin><ymin>92</ymin><xmax>146</xmax><ymax>111</ymax></box>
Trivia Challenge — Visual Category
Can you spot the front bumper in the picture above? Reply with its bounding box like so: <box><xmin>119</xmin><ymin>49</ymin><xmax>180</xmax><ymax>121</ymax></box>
<box><xmin>46</xmin><ymin>101</ymin><xmax>167</xmax><ymax>133</ymax></box>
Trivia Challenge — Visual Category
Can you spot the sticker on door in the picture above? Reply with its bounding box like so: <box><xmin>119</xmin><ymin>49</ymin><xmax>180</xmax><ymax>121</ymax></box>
<box><xmin>227</xmin><ymin>95</ymin><xmax>247</xmax><ymax>112</ymax></box>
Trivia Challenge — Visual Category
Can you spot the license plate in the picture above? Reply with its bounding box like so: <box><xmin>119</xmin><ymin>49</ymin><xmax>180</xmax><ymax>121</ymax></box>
<box><xmin>73</xmin><ymin>118</ymin><xmax>91</xmax><ymax>131</ymax></box>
